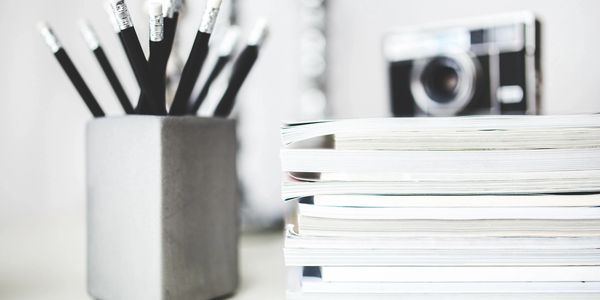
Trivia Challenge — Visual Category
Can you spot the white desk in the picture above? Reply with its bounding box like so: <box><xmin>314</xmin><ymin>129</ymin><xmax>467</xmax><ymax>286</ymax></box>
<box><xmin>0</xmin><ymin>215</ymin><xmax>285</xmax><ymax>299</ymax></box>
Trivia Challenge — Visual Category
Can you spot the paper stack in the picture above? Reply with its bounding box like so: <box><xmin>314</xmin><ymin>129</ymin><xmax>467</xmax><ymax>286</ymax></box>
<box><xmin>281</xmin><ymin>114</ymin><xmax>600</xmax><ymax>299</ymax></box>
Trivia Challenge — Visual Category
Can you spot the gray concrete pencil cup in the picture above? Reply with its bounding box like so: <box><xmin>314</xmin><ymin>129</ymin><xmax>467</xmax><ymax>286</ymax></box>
<box><xmin>86</xmin><ymin>116</ymin><xmax>239</xmax><ymax>300</ymax></box>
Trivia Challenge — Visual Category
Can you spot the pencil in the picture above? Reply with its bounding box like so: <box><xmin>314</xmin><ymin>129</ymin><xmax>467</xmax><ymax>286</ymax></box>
<box><xmin>109</xmin><ymin>0</ymin><xmax>161</xmax><ymax>115</ymax></box>
<box><xmin>163</xmin><ymin>0</ymin><xmax>182</xmax><ymax>61</ymax></box>
<box><xmin>104</xmin><ymin>1</ymin><xmax>142</xmax><ymax>112</ymax></box>
<box><xmin>144</xmin><ymin>1</ymin><xmax>167</xmax><ymax>115</ymax></box>
<box><xmin>169</xmin><ymin>0</ymin><xmax>223</xmax><ymax>115</ymax></box>
<box><xmin>39</xmin><ymin>23</ymin><xmax>105</xmax><ymax>118</ymax></box>
<box><xmin>214</xmin><ymin>19</ymin><xmax>268</xmax><ymax>118</ymax></box>
<box><xmin>105</xmin><ymin>1</ymin><xmax>147</xmax><ymax>114</ymax></box>
<box><xmin>104</xmin><ymin>1</ymin><xmax>137</xmax><ymax>80</ymax></box>
<box><xmin>103</xmin><ymin>1</ymin><xmax>137</xmax><ymax>83</ymax></box>
<box><xmin>188</xmin><ymin>27</ymin><xmax>240</xmax><ymax>115</ymax></box>
<box><xmin>79</xmin><ymin>20</ymin><xmax>134</xmax><ymax>114</ymax></box>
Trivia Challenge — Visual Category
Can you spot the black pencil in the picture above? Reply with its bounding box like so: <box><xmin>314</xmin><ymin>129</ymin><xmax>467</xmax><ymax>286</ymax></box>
<box><xmin>163</xmin><ymin>0</ymin><xmax>182</xmax><ymax>61</ymax></box>
<box><xmin>104</xmin><ymin>1</ymin><xmax>138</xmax><ymax>84</ymax></box>
<box><xmin>188</xmin><ymin>27</ymin><xmax>240</xmax><ymax>115</ymax></box>
<box><xmin>214</xmin><ymin>19</ymin><xmax>268</xmax><ymax>118</ymax></box>
<box><xmin>39</xmin><ymin>23</ymin><xmax>105</xmax><ymax>118</ymax></box>
<box><xmin>104</xmin><ymin>1</ymin><xmax>138</xmax><ymax>85</ymax></box>
<box><xmin>158</xmin><ymin>0</ymin><xmax>182</xmax><ymax>106</ymax></box>
<box><xmin>143</xmin><ymin>1</ymin><xmax>167</xmax><ymax>115</ymax></box>
<box><xmin>169</xmin><ymin>0</ymin><xmax>223</xmax><ymax>115</ymax></box>
<box><xmin>110</xmin><ymin>0</ymin><xmax>161</xmax><ymax>115</ymax></box>
<box><xmin>105</xmin><ymin>1</ymin><xmax>146</xmax><ymax>114</ymax></box>
<box><xmin>80</xmin><ymin>21</ymin><xmax>134</xmax><ymax>114</ymax></box>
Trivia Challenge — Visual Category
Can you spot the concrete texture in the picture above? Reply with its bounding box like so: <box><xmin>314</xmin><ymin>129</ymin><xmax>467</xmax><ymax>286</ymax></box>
<box><xmin>86</xmin><ymin>116</ymin><xmax>239</xmax><ymax>300</ymax></box>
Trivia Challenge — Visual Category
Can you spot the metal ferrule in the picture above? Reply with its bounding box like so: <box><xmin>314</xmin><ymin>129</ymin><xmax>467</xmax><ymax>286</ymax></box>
<box><xmin>39</xmin><ymin>25</ymin><xmax>62</xmax><ymax>53</ymax></box>
<box><xmin>80</xmin><ymin>22</ymin><xmax>101</xmax><ymax>50</ymax></box>
<box><xmin>110</xmin><ymin>0</ymin><xmax>134</xmax><ymax>31</ymax></box>
<box><xmin>104</xmin><ymin>1</ymin><xmax>121</xmax><ymax>32</ymax></box>
<box><xmin>149</xmin><ymin>15</ymin><xmax>164</xmax><ymax>42</ymax></box>
<box><xmin>199</xmin><ymin>6</ymin><xmax>220</xmax><ymax>34</ymax></box>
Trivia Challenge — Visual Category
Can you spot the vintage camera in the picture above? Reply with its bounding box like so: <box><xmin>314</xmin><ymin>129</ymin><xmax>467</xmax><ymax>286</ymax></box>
<box><xmin>384</xmin><ymin>12</ymin><xmax>541</xmax><ymax>117</ymax></box>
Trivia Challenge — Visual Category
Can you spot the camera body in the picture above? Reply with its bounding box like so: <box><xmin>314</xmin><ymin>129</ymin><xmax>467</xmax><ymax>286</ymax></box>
<box><xmin>385</xmin><ymin>12</ymin><xmax>541</xmax><ymax>117</ymax></box>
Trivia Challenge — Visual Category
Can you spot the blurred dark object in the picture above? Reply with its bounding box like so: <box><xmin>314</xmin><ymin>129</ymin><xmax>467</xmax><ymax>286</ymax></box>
<box><xmin>385</xmin><ymin>12</ymin><xmax>541</xmax><ymax>117</ymax></box>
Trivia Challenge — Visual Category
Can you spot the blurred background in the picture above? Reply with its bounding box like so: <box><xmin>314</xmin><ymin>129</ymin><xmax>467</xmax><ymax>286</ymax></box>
<box><xmin>2</xmin><ymin>0</ymin><xmax>600</xmax><ymax>298</ymax></box>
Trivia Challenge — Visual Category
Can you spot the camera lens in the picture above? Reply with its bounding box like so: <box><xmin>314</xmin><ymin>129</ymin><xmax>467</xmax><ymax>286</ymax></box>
<box><xmin>421</xmin><ymin>57</ymin><xmax>461</xmax><ymax>104</ymax></box>
<box><xmin>410</xmin><ymin>52</ymin><xmax>477</xmax><ymax>116</ymax></box>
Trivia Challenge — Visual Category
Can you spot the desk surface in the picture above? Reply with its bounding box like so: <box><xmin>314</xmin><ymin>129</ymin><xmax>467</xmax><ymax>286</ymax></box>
<box><xmin>0</xmin><ymin>215</ymin><xmax>285</xmax><ymax>299</ymax></box>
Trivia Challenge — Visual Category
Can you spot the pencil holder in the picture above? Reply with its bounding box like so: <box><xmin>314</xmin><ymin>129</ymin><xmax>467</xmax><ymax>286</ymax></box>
<box><xmin>86</xmin><ymin>116</ymin><xmax>239</xmax><ymax>300</ymax></box>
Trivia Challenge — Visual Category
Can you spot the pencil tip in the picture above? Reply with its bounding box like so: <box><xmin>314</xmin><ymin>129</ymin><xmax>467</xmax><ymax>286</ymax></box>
<box><xmin>218</xmin><ymin>27</ymin><xmax>241</xmax><ymax>57</ymax></box>
<box><xmin>162</xmin><ymin>0</ymin><xmax>172</xmax><ymax>17</ymax></box>
<box><xmin>78</xmin><ymin>19</ymin><xmax>93</xmax><ymax>33</ymax></box>
<box><xmin>79</xmin><ymin>20</ymin><xmax>100</xmax><ymax>50</ymax></box>
<box><xmin>207</xmin><ymin>0</ymin><xmax>223</xmax><ymax>10</ymax></box>
<box><xmin>38</xmin><ymin>21</ymin><xmax>62</xmax><ymax>52</ymax></box>
<box><xmin>172</xmin><ymin>0</ymin><xmax>184</xmax><ymax>13</ymax></box>
<box><xmin>147</xmin><ymin>1</ymin><xmax>163</xmax><ymax>17</ymax></box>
<box><xmin>248</xmin><ymin>18</ymin><xmax>269</xmax><ymax>47</ymax></box>
<box><xmin>164</xmin><ymin>0</ymin><xmax>183</xmax><ymax>16</ymax></box>
<box><xmin>37</xmin><ymin>21</ymin><xmax>50</xmax><ymax>33</ymax></box>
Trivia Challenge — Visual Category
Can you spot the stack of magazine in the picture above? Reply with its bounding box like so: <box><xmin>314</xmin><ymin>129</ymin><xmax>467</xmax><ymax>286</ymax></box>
<box><xmin>281</xmin><ymin>114</ymin><xmax>600</xmax><ymax>299</ymax></box>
